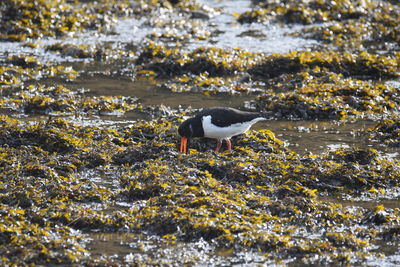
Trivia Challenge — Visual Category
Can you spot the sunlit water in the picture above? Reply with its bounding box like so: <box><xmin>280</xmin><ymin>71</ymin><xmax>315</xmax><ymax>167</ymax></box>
<box><xmin>0</xmin><ymin>0</ymin><xmax>318</xmax><ymax>62</ymax></box>
<box><xmin>190</xmin><ymin>0</ymin><xmax>319</xmax><ymax>53</ymax></box>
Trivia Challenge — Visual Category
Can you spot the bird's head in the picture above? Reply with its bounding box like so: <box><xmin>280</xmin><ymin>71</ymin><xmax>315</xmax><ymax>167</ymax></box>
<box><xmin>178</xmin><ymin>118</ymin><xmax>195</xmax><ymax>154</ymax></box>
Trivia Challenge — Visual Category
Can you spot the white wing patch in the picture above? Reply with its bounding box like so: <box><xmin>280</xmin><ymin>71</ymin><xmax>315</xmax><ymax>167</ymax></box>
<box><xmin>202</xmin><ymin>115</ymin><xmax>265</xmax><ymax>141</ymax></box>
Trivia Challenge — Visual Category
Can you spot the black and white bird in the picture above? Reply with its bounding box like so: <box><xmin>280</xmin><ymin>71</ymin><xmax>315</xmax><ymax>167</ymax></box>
<box><xmin>178</xmin><ymin>107</ymin><xmax>266</xmax><ymax>154</ymax></box>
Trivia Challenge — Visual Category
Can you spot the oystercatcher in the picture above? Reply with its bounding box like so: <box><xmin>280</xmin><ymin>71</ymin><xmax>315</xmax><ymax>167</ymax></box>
<box><xmin>178</xmin><ymin>107</ymin><xmax>266</xmax><ymax>154</ymax></box>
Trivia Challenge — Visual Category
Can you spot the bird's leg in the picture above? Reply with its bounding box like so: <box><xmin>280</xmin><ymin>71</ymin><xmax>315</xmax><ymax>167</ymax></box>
<box><xmin>215</xmin><ymin>140</ymin><xmax>222</xmax><ymax>153</ymax></box>
<box><xmin>225</xmin><ymin>138</ymin><xmax>232</xmax><ymax>151</ymax></box>
<box><xmin>180</xmin><ymin>137</ymin><xmax>188</xmax><ymax>154</ymax></box>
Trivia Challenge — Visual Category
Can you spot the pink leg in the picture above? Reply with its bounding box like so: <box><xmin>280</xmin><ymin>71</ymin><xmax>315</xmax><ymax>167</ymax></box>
<box><xmin>215</xmin><ymin>140</ymin><xmax>222</xmax><ymax>153</ymax></box>
<box><xmin>226</xmin><ymin>139</ymin><xmax>232</xmax><ymax>151</ymax></box>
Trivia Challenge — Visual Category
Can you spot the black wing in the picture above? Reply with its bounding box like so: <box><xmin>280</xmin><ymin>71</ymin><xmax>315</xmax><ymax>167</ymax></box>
<box><xmin>196</xmin><ymin>107</ymin><xmax>263</xmax><ymax>127</ymax></box>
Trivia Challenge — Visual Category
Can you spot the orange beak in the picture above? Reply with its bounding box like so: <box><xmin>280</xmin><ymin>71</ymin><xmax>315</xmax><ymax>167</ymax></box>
<box><xmin>180</xmin><ymin>136</ymin><xmax>187</xmax><ymax>154</ymax></box>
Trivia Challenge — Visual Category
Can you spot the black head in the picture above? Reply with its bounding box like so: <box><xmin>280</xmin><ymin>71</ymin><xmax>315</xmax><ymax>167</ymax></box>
<box><xmin>178</xmin><ymin>118</ymin><xmax>195</xmax><ymax>138</ymax></box>
<box><xmin>178</xmin><ymin>117</ymin><xmax>204</xmax><ymax>137</ymax></box>
<box><xmin>178</xmin><ymin>118</ymin><xmax>196</xmax><ymax>154</ymax></box>
<box><xmin>178</xmin><ymin>117</ymin><xmax>204</xmax><ymax>154</ymax></box>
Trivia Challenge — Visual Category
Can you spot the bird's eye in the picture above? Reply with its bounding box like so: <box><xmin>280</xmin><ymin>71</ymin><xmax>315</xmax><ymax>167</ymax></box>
<box><xmin>189</xmin><ymin>124</ymin><xmax>193</xmax><ymax>136</ymax></box>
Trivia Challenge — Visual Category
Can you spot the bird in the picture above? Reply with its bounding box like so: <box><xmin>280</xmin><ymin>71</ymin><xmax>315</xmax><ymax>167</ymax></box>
<box><xmin>178</xmin><ymin>107</ymin><xmax>266</xmax><ymax>154</ymax></box>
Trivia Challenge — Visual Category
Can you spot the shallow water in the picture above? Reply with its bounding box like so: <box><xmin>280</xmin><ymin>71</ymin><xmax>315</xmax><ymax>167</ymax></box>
<box><xmin>189</xmin><ymin>0</ymin><xmax>320</xmax><ymax>53</ymax></box>
<box><xmin>9</xmin><ymin>72</ymin><xmax>398</xmax><ymax>157</ymax></box>
<box><xmin>87</xmin><ymin>232</ymin><xmax>274</xmax><ymax>266</ymax></box>
<box><xmin>70</xmin><ymin>74</ymin><xmax>253</xmax><ymax>108</ymax></box>
<box><xmin>64</xmin><ymin>73</ymin><xmax>395</xmax><ymax>156</ymax></box>
<box><xmin>0</xmin><ymin>0</ymin><xmax>318</xmax><ymax>63</ymax></box>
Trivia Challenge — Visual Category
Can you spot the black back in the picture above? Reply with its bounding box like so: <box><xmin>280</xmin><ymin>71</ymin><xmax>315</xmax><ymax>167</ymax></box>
<box><xmin>195</xmin><ymin>107</ymin><xmax>263</xmax><ymax>127</ymax></box>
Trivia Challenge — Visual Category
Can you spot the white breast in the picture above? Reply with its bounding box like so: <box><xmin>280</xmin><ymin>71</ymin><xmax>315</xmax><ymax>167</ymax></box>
<box><xmin>202</xmin><ymin>115</ymin><xmax>265</xmax><ymax>141</ymax></box>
